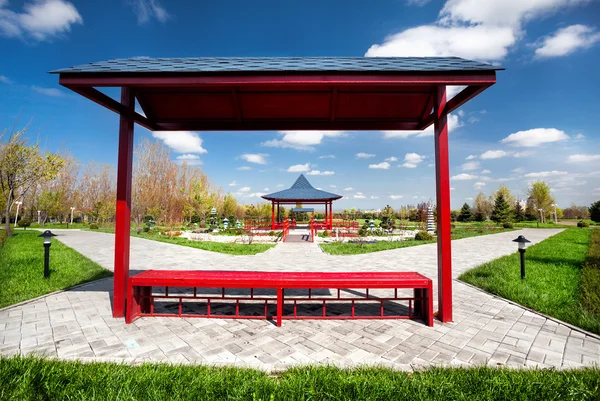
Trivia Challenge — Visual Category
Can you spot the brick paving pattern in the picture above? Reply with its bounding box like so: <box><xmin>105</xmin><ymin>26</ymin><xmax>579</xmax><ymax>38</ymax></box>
<box><xmin>2</xmin><ymin>228</ymin><xmax>599</xmax><ymax>370</ymax></box>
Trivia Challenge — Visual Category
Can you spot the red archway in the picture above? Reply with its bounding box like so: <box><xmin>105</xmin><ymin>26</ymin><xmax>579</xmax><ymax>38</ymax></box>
<box><xmin>54</xmin><ymin>57</ymin><xmax>501</xmax><ymax>323</ymax></box>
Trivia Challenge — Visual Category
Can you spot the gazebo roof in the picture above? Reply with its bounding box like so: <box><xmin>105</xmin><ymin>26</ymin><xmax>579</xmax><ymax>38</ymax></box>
<box><xmin>53</xmin><ymin>56</ymin><xmax>500</xmax><ymax>132</ymax></box>
<box><xmin>262</xmin><ymin>174</ymin><xmax>342</xmax><ymax>202</ymax></box>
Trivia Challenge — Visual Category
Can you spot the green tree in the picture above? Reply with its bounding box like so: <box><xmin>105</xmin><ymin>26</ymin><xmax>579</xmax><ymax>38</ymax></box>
<box><xmin>472</xmin><ymin>192</ymin><xmax>492</xmax><ymax>220</ymax></box>
<box><xmin>491</xmin><ymin>192</ymin><xmax>513</xmax><ymax>223</ymax></box>
<box><xmin>527</xmin><ymin>181</ymin><xmax>554</xmax><ymax>219</ymax></box>
<box><xmin>524</xmin><ymin>198</ymin><xmax>538</xmax><ymax>221</ymax></box>
<box><xmin>0</xmin><ymin>128</ymin><xmax>64</xmax><ymax>236</ymax></box>
<box><xmin>590</xmin><ymin>200</ymin><xmax>600</xmax><ymax>223</ymax></box>
<box><xmin>514</xmin><ymin>201</ymin><xmax>525</xmax><ymax>222</ymax></box>
<box><xmin>457</xmin><ymin>203</ymin><xmax>472</xmax><ymax>222</ymax></box>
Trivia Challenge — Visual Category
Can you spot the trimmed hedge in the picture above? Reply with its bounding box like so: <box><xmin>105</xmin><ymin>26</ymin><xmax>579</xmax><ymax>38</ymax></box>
<box><xmin>581</xmin><ymin>229</ymin><xmax>600</xmax><ymax>315</ymax></box>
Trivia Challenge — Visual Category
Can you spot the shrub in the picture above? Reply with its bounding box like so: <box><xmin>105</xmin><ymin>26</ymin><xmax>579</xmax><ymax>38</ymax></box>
<box><xmin>415</xmin><ymin>231</ymin><xmax>434</xmax><ymax>241</ymax></box>
<box><xmin>89</xmin><ymin>223</ymin><xmax>99</xmax><ymax>230</ymax></box>
<box><xmin>578</xmin><ymin>221</ymin><xmax>590</xmax><ymax>228</ymax></box>
<box><xmin>0</xmin><ymin>230</ymin><xmax>6</xmax><ymax>248</ymax></box>
<box><xmin>590</xmin><ymin>200</ymin><xmax>600</xmax><ymax>223</ymax></box>
<box><xmin>503</xmin><ymin>222</ymin><xmax>514</xmax><ymax>229</ymax></box>
<box><xmin>268</xmin><ymin>230</ymin><xmax>276</xmax><ymax>237</ymax></box>
<box><xmin>322</xmin><ymin>230</ymin><xmax>330</xmax><ymax>237</ymax></box>
<box><xmin>17</xmin><ymin>218</ymin><xmax>31</xmax><ymax>229</ymax></box>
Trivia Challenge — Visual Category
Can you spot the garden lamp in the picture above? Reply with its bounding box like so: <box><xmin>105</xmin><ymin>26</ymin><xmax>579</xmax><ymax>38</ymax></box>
<box><xmin>38</xmin><ymin>230</ymin><xmax>57</xmax><ymax>278</ymax></box>
<box><xmin>223</xmin><ymin>218</ymin><xmax>229</xmax><ymax>229</ymax></box>
<box><xmin>369</xmin><ymin>220</ymin><xmax>375</xmax><ymax>231</ymax></box>
<box><xmin>512</xmin><ymin>235</ymin><xmax>531</xmax><ymax>280</ymax></box>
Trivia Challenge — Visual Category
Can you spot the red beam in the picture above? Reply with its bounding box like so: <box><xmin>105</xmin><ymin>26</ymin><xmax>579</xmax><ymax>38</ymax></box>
<box><xmin>153</xmin><ymin>120</ymin><xmax>421</xmax><ymax>131</ymax></box>
<box><xmin>65</xmin><ymin>86</ymin><xmax>156</xmax><ymax>131</ymax></box>
<box><xmin>434</xmin><ymin>85</ymin><xmax>452</xmax><ymax>323</ymax></box>
<box><xmin>58</xmin><ymin>72</ymin><xmax>498</xmax><ymax>88</ymax></box>
<box><xmin>330</xmin><ymin>88</ymin><xmax>338</xmax><ymax>121</ymax></box>
<box><xmin>113</xmin><ymin>87</ymin><xmax>135</xmax><ymax>318</ymax></box>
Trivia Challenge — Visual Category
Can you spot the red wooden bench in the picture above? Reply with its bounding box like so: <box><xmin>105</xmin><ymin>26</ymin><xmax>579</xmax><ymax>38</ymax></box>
<box><xmin>126</xmin><ymin>271</ymin><xmax>434</xmax><ymax>327</ymax></box>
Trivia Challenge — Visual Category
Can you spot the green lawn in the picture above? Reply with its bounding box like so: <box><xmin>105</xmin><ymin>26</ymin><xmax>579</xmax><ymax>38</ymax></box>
<box><xmin>320</xmin><ymin>227</ymin><xmax>515</xmax><ymax>255</ymax></box>
<box><xmin>131</xmin><ymin>232</ymin><xmax>275</xmax><ymax>255</ymax></box>
<box><xmin>0</xmin><ymin>231</ymin><xmax>112</xmax><ymax>308</ymax></box>
<box><xmin>1</xmin><ymin>356</ymin><xmax>599</xmax><ymax>401</ymax></box>
<box><xmin>460</xmin><ymin>228</ymin><xmax>600</xmax><ymax>334</ymax></box>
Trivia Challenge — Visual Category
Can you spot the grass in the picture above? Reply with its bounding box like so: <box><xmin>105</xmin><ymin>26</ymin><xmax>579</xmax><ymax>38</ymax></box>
<box><xmin>27</xmin><ymin>222</ymin><xmax>90</xmax><ymax>229</ymax></box>
<box><xmin>320</xmin><ymin>227</ymin><xmax>515</xmax><ymax>255</ymax></box>
<box><xmin>0</xmin><ymin>231</ymin><xmax>112</xmax><ymax>308</ymax></box>
<box><xmin>131</xmin><ymin>232</ymin><xmax>275</xmax><ymax>255</ymax></box>
<box><xmin>1</xmin><ymin>356</ymin><xmax>599</xmax><ymax>401</ymax></box>
<box><xmin>460</xmin><ymin>228</ymin><xmax>600</xmax><ymax>334</ymax></box>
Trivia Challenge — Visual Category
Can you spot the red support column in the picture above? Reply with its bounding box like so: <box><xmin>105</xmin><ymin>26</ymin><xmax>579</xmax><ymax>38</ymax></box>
<box><xmin>277</xmin><ymin>203</ymin><xmax>280</xmax><ymax>224</ymax></box>
<box><xmin>434</xmin><ymin>85</ymin><xmax>452</xmax><ymax>323</ymax></box>
<box><xmin>271</xmin><ymin>202</ymin><xmax>275</xmax><ymax>230</ymax></box>
<box><xmin>324</xmin><ymin>202</ymin><xmax>328</xmax><ymax>229</ymax></box>
<box><xmin>113</xmin><ymin>87</ymin><xmax>135</xmax><ymax>318</ymax></box>
<box><xmin>330</xmin><ymin>201</ymin><xmax>333</xmax><ymax>229</ymax></box>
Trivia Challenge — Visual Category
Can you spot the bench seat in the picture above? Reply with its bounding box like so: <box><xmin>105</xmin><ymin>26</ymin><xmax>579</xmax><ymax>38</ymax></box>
<box><xmin>126</xmin><ymin>270</ymin><xmax>434</xmax><ymax>327</ymax></box>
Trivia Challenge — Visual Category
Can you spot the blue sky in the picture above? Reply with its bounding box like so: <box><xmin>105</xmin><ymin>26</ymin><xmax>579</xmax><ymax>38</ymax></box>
<box><xmin>1</xmin><ymin>0</ymin><xmax>600</xmax><ymax>211</ymax></box>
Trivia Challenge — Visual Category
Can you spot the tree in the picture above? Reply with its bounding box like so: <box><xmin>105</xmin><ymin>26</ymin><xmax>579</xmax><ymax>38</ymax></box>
<box><xmin>527</xmin><ymin>181</ymin><xmax>554</xmax><ymax>219</ymax></box>
<box><xmin>590</xmin><ymin>200</ymin><xmax>600</xmax><ymax>223</ymax></box>
<box><xmin>491</xmin><ymin>192</ymin><xmax>512</xmax><ymax>223</ymax></box>
<box><xmin>524</xmin><ymin>197</ymin><xmax>538</xmax><ymax>221</ymax></box>
<box><xmin>514</xmin><ymin>201</ymin><xmax>525</xmax><ymax>222</ymax></box>
<box><xmin>457</xmin><ymin>203</ymin><xmax>472</xmax><ymax>222</ymax></box>
<box><xmin>380</xmin><ymin>204</ymin><xmax>395</xmax><ymax>229</ymax></box>
<box><xmin>0</xmin><ymin>128</ymin><xmax>64</xmax><ymax>236</ymax></box>
<box><xmin>472</xmin><ymin>192</ymin><xmax>492</xmax><ymax>220</ymax></box>
<box><xmin>494</xmin><ymin>185</ymin><xmax>516</xmax><ymax>209</ymax></box>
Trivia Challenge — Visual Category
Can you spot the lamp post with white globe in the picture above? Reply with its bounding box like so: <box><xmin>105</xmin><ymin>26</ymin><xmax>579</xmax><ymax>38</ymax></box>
<box><xmin>14</xmin><ymin>201</ymin><xmax>23</xmax><ymax>227</ymax></box>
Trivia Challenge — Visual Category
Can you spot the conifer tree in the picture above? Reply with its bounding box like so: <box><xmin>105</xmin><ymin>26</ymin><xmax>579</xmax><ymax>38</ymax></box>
<box><xmin>457</xmin><ymin>203</ymin><xmax>472</xmax><ymax>222</ymax></box>
<box><xmin>491</xmin><ymin>192</ymin><xmax>512</xmax><ymax>223</ymax></box>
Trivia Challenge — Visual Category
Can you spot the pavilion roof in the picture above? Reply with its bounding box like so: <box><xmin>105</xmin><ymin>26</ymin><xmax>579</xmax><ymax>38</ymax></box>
<box><xmin>262</xmin><ymin>174</ymin><xmax>342</xmax><ymax>202</ymax></box>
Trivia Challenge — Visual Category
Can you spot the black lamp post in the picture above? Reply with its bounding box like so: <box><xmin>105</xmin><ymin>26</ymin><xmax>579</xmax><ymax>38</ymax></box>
<box><xmin>512</xmin><ymin>235</ymin><xmax>531</xmax><ymax>280</ymax></box>
<box><xmin>38</xmin><ymin>230</ymin><xmax>57</xmax><ymax>278</ymax></box>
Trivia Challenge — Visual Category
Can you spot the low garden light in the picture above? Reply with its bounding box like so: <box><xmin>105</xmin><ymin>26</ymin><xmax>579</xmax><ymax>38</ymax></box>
<box><xmin>512</xmin><ymin>235</ymin><xmax>531</xmax><ymax>280</ymax></box>
<box><xmin>223</xmin><ymin>218</ymin><xmax>229</xmax><ymax>229</ymax></box>
<box><xmin>38</xmin><ymin>230</ymin><xmax>57</xmax><ymax>279</ymax></box>
<box><xmin>369</xmin><ymin>220</ymin><xmax>375</xmax><ymax>231</ymax></box>
<box><xmin>236</xmin><ymin>220</ymin><xmax>242</xmax><ymax>229</ymax></box>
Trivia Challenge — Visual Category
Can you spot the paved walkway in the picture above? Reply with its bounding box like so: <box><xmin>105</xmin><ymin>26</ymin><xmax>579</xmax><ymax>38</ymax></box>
<box><xmin>2</xmin><ymin>228</ymin><xmax>599</xmax><ymax>370</ymax></box>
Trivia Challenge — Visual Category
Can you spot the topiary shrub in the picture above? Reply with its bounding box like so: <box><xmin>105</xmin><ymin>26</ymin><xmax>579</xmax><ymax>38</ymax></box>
<box><xmin>578</xmin><ymin>221</ymin><xmax>590</xmax><ymax>228</ymax></box>
<box><xmin>503</xmin><ymin>222</ymin><xmax>514</xmax><ymax>229</ymax></box>
<box><xmin>89</xmin><ymin>223</ymin><xmax>99</xmax><ymax>229</ymax></box>
<box><xmin>415</xmin><ymin>231</ymin><xmax>434</xmax><ymax>241</ymax></box>
<box><xmin>17</xmin><ymin>218</ymin><xmax>31</xmax><ymax>229</ymax></box>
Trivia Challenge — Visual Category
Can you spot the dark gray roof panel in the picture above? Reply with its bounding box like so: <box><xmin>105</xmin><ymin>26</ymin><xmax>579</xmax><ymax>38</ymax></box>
<box><xmin>52</xmin><ymin>57</ymin><xmax>502</xmax><ymax>74</ymax></box>
<box><xmin>262</xmin><ymin>174</ymin><xmax>342</xmax><ymax>201</ymax></box>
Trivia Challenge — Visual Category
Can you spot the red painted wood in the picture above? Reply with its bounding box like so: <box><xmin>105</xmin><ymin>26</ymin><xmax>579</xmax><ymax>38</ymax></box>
<box><xmin>151</xmin><ymin>120</ymin><xmax>422</xmax><ymax>132</ymax></box>
<box><xmin>59</xmin><ymin>72</ymin><xmax>497</xmax><ymax>87</ymax></box>
<box><xmin>434</xmin><ymin>85</ymin><xmax>452</xmax><ymax>323</ymax></box>
<box><xmin>113</xmin><ymin>87</ymin><xmax>135</xmax><ymax>318</ymax></box>
<box><xmin>271</xmin><ymin>202</ymin><xmax>275</xmax><ymax>230</ymax></box>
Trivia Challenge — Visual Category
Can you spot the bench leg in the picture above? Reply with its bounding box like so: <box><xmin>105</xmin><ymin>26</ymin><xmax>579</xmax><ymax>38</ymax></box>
<box><xmin>126</xmin><ymin>282</ymin><xmax>137</xmax><ymax>324</ymax></box>
<box><xmin>413</xmin><ymin>288</ymin><xmax>423</xmax><ymax>317</ymax></box>
<box><xmin>427</xmin><ymin>282</ymin><xmax>434</xmax><ymax>327</ymax></box>
<box><xmin>276</xmin><ymin>288</ymin><xmax>283</xmax><ymax>327</ymax></box>
<box><xmin>140</xmin><ymin>286</ymin><xmax>151</xmax><ymax>313</ymax></box>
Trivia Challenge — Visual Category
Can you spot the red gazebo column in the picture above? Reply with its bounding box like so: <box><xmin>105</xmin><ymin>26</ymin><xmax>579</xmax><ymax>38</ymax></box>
<box><xmin>434</xmin><ymin>85</ymin><xmax>452</xmax><ymax>323</ymax></box>
<box><xmin>113</xmin><ymin>87</ymin><xmax>135</xmax><ymax>318</ymax></box>
<box><xmin>324</xmin><ymin>202</ymin><xmax>328</xmax><ymax>229</ymax></box>
<box><xmin>330</xmin><ymin>201</ymin><xmax>333</xmax><ymax>229</ymax></box>
<box><xmin>271</xmin><ymin>202</ymin><xmax>275</xmax><ymax>230</ymax></box>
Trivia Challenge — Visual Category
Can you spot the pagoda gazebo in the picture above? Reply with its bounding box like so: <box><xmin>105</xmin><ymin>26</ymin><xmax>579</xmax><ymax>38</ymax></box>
<box><xmin>262</xmin><ymin>174</ymin><xmax>342</xmax><ymax>230</ymax></box>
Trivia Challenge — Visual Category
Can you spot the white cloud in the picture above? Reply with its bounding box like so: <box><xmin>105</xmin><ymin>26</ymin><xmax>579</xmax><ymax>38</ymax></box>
<box><xmin>239</xmin><ymin>153</ymin><xmax>268</xmax><ymax>165</ymax></box>
<box><xmin>371</xmin><ymin>195</ymin><xmax>379</xmax><ymax>199</ymax></box>
<box><xmin>405</xmin><ymin>0</ymin><xmax>431</xmax><ymax>6</ymax></box>
<box><xmin>319</xmin><ymin>155</ymin><xmax>336</xmax><ymax>159</ymax></box>
<box><xmin>356</xmin><ymin>152</ymin><xmax>376</xmax><ymax>159</ymax></box>
<box><xmin>31</xmin><ymin>86</ymin><xmax>63</xmax><ymax>97</ymax></box>
<box><xmin>452</xmin><ymin>173</ymin><xmax>478</xmax><ymax>181</ymax></box>
<box><xmin>513</xmin><ymin>151</ymin><xmax>535</xmax><ymax>158</ymax></box>
<box><xmin>465</xmin><ymin>197</ymin><xmax>474</xmax><ymax>201</ymax></box>
<box><xmin>450</xmin><ymin>187</ymin><xmax>456</xmax><ymax>191</ymax></box>
<box><xmin>238</xmin><ymin>187</ymin><xmax>251</xmax><ymax>193</ymax></box>
<box><xmin>263</xmin><ymin>131</ymin><xmax>345</xmax><ymax>151</ymax></box>
<box><xmin>462</xmin><ymin>161</ymin><xmax>480</xmax><ymax>171</ymax></box>
<box><xmin>535</xmin><ymin>24</ymin><xmax>600</xmax><ymax>58</ymax></box>
<box><xmin>307</xmin><ymin>170</ymin><xmax>335</xmax><ymax>176</ymax></box>
<box><xmin>369</xmin><ymin>162</ymin><xmax>391</xmax><ymax>169</ymax></box>
<box><xmin>385</xmin><ymin>156</ymin><xmax>398</xmax><ymax>162</ymax></box>
<box><xmin>481</xmin><ymin>169</ymin><xmax>491</xmax><ymax>174</ymax></box>
<box><xmin>344</xmin><ymin>187</ymin><xmax>354</xmax><ymax>191</ymax></box>
<box><xmin>524</xmin><ymin>171</ymin><xmax>568</xmax><ymax>178</ymax></box>
<box><xmin>353</xmin><ymin>192</ymin><xmax>366</xmax><ymax>199</ymax></box>
<box><xmin>501</xmin><ymin>128</ymin><xmax>569</xmax><ymax>147</ymax></box>
<box><xmin>473</xmin><ymin>181</ymin><xmax>486</xmax><ymax>189</ymax></box>
<box><xmin>480</xmin><ymin>150</ymin><xmax>508</xmax><ymax>159</ymax></box>
<box><xmin>263</xmin><ymin>188</ymin><xmax>269</xmax><ymax>191</ymax></box>
<box><xmin>287</xmin><ymin>163</ymin><xmax>310</xmax><ymax>172</ymax></box>
<box><xmin>152</xmin><ymin>131</ymin><xmax>207</xmax><ymax>154</ymax></box>
<box><xmin>465</xmin><ymin>155</ymin><xmax>477</xmax><ymax>160</ymax></box>
<box><xmin>512</xmin><ymin>167</ymin><xmax>525</xmax><ymax>174</ymax></box>
<box><xmin>404</xmin><ymin>153</ymin><xmax>425</xmax><ymax>164</ymax></box>
<box><xmin>127</xmin><ymin>0</ymin><xmax>170</xmax><ymax>24</ymax></box>
<box><xmin>228</xmin><ymin>180</ymin><xmax>237</xmax><ymax>187</ymax></box>
<box><xmin>575</xmin><ymin>133</ymin><xmax>585</xmax><ymax>139</ymax></box>
<box><xmin>0</xmin><ymin>0</ymin><xmax>82</xmax><ymax>41</ymax></box>
<box><xmin>365</xmin><ymin>0</ymin><xmax>588</xmax><ymax>65</ymax></box>
<box><xmin>0</xmin><ymin>75</ymin><xmax>11</xmax><ymax>83</ymax></box>
<box><xmin>401</xmin><ymin>163</ymin><xmax>417</xmax><ymax>168</ymax></box>
<box><xmin>567</xmin><ymin>154</ymin><xmax>600</xmax><ymax>163</ymax></box>
<box><xmin>593</xmin><ymin>188</ymin><xmax>600</xmax><ymax>192</ymax></box>
<box><xmin>382</xmin><ymin>114</ymin><xmax>462</xmax><ymax>139</ymax></box>
<box><xmin>276</xmin><ymin>184</ymin><xmax>284</xmax><ymax>188</ymax></box>
<box><xmin>390</xmin><ymin>195</ymin><xmax>403</xmax><ymax>200</ymax></box>
<box><xmin>176</xmin><ymin>154</ymin><xmax>199</xmax><ymax>160</ymax></box>
<box><xmin>237</xmin><ymin>166</ymin><xmax>252</xmax><ymax>171</ymax></box>
<box><xmin>330</xmin><ymin>185</ymin><xmax>337</xmax><ymax>188</ymax></box>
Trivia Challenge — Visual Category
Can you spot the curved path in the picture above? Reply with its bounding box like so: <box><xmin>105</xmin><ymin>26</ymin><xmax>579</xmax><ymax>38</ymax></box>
<box><xmin>2</xmin><ymin>228</ymin><xmax>599</xmax><ymax>370</ymax></box>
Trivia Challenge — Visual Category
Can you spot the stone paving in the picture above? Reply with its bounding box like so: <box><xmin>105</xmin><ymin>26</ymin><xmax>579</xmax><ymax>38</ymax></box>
<box><xmin>2</xmin><ymin>228</ymin><xmax>600</xmax><ymax>370</ymax></box>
